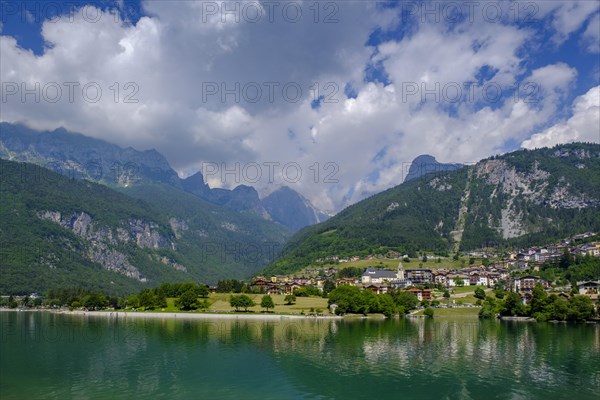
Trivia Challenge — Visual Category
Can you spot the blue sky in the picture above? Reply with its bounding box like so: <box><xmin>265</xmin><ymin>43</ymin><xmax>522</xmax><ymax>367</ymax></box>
<box><xmin>1</xmin><ymin>0</ymin><xmax>599</xmax><ymax>211</ymax></box>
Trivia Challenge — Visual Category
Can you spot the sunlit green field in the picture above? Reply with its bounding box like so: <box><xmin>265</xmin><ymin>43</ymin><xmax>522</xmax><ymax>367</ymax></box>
<box><xmin>156</xmin><ymin>293</ymin><xmax>330</xmax><ymax>315</ymax></box>
<box><xmin>449</xmin><ymin>285</ymin><xmax>488</xmax><ymax>294</ymax></box>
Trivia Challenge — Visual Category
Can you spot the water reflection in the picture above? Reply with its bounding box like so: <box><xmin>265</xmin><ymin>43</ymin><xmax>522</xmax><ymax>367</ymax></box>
<box><xmin>1</xmin><ymin>312</ymin><xmax>599</xmax><ymax>400</ymax></box>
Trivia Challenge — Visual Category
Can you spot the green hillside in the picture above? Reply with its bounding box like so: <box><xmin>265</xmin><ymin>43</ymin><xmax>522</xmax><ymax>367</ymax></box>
<box><xmin>0</xmin><ymin>160</ymin><xmax>290</xmax><ymax>295</ymax></box>
<box><xmin>120</xmin><ymin>183</ymin><xmax>291</xmax><ymax>280</ymax></box>
<box><xmin>263</xmin><ymin>143</ymin><xmax>600</xmax><ymax>276</ymax></box>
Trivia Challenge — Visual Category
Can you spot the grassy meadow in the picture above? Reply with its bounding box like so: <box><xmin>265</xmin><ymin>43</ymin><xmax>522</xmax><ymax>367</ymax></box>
<box><xmin>156</xmin><ymin>293</ymin><xmax>331</xmax><ymax>315</ymax></box>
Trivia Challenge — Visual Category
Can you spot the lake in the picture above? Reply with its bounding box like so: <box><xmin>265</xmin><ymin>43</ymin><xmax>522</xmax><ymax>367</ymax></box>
<box><xmin>0</xmin><ymin>311</ymin><xmax>599</xmax><ymax>399</ymax></box>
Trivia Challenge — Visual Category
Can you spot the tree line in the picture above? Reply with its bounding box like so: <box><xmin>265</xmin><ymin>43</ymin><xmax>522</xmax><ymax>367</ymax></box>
<box><xmin>479</xmin><ymin>283</ymin><xmax>599</xmax><ymax>322</ymax></box>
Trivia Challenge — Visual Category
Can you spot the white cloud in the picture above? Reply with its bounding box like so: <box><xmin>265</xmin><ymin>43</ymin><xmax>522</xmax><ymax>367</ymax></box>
<box><xmin>582</xmin><ymin>13</ymin><xmax>600</xmax><ymax>53</ymax></box>
<box><xmin>521</xmin><ymin>86</ymin><xmax>600</xmax><ymax>149</ymax></box>
<box><xmin>0</xmin><ymin>1</ymin><xmax>597</xmax><ymax>213</ymax></box>
<box><xmin>535</xmin><ymin>1</ymin><xmax>599</xmax><ymax>45</ymax></box>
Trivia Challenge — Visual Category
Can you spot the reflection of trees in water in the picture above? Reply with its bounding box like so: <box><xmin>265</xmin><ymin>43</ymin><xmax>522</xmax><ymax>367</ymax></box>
<box><xmin>264</xmin><ymin>318</ymin><xmax>600</xmax><ymax>399</ymax></box>
<box><xmin>5</xmin><ymin>313</ymin><xmax>600</xmax><ymax>398</ymax></box>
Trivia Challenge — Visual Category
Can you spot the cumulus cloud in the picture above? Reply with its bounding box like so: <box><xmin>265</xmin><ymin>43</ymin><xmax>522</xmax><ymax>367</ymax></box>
<box><xmin>521</xmin><ymin>86</ymin><xmax>600</xmax><ymax>149</ymax></box>
<box><xmin>0</xmin><ymin>1</ymin><xmax>598</xmax><ymax>213</ymax></box>
<box><xmin>535</xmin><ymin>0</ymin><xmax>599</xmax><ymax>45</ymax></box>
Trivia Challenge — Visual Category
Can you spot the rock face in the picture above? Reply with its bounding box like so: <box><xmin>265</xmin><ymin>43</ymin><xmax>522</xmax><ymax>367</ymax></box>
<box><xmin>180</xmin><ymin>171</ymin><xmax>211</xmax><ymax>197</ymax></box>
<box><xmin>262</xmin><ymin>186</ymin><xmax>330</xmax><ymax>231</ymax></box>
<box><xmin>0</xmin><ymin>122</ymin><xmax>180</xmax><ymax>187</ymax></box>
<box><xmin>182</xmin><ymin>170</ymin><xmax>330</xmax><ymax>230</ymax></box>
<box><xmin>1</xmin><ymin>157</ymin><xmax>292</xmax><ymax>295</ymax></box>
<box><xmin>476</xmin><ymin>155</ymin><xmax>599</xmax><ymax>211</ymax></box>
<box><xmin>265</xmin><ymin>143</ymin><xmax>600</xmax><ymax>276</ymax></box>
<box><xmin>1</xmin><ymin>122</ymin><xmax>327</xmax><ymax>230</ymax></box>
<box><xmin>404</xmin><ymin>154</ymin><xmax>463</xmax><ymax>183</ymax></box>
<box><xmin>460</xmin><ymin>145</ymin><xmax>600</xmax><ymax>245</ymax></box>
<box><xmin>37</xmin><ymin>211</ymin><xmax>174</xmax><ymax>281</ymax></box>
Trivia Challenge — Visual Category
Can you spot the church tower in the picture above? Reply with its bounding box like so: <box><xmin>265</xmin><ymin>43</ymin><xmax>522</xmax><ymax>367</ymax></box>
<box><xmin>397</xmin><ymin>262</ymin><xmax>405</xmax><ymax>280</ymax></box>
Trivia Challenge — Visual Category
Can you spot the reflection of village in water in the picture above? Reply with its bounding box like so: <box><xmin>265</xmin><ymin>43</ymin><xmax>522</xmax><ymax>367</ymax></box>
<box><xmin>5</xmin><ymin>311</ymin><xmax>600</xmax><ymax>398</ymax></box>
<box><xmin>136</xmin><ymin>315</ymin><xmax>600</xmax><ymax>386</ymax></box>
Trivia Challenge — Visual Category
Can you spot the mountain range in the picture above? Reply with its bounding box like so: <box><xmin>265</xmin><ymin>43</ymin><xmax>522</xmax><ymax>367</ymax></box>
<box><xmin>0</xmin><ymin>157</ymin><xmax>293</xmax><ymax>294</ymax></box>
<box><xmin>263</xmin><ymin>143</ymin><xmax>600</xmax><ymax>276</ymax></box>
<box><xmin>0</xmin><ymin>122</ymin><xmax>328</xmax><ymax>294</ymax></box>
<box><xmin>0</xmin><ymin>122</ymin><xmax>328</xmax><ymax>231</ymax></box>
<box><xmin>2</xmin><ymin>122</ymin><xmax>599</xmax><ymax>292</ymax></box>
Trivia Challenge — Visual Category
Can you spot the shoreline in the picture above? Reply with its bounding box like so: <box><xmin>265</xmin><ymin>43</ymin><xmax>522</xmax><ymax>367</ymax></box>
<box><xmin>0</xmin><ymin>308</ymin><xmax>342</xmax><ymax>321</ymax></box>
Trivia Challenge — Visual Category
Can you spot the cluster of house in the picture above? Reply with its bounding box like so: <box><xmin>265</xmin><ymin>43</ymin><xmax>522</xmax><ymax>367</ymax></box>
<box><xmin>253</xmin><ymin>233</ymin><xmax>600</xmax><ymax>302</ymax></box>
<box><xmin>253</xmin><ymin>260</ymin><xmax>600</xmax><ymax>303</ymax></box>
<box><xmin>251</xmin><ymin>275</ymin><xmax>327</xmax><ymax>296</ymax></box>
<box><xmin>357</xmin><ymin>263</ymin><xmax>513</xmax><ymax>297</ymax></box>
<box><xmin>505</xmin><ymin>235</ymin><xmax>600</xmax><ymax>270</ymax></box>
<box><xmin>508</xmin><ymin>276</ymin><xmax>600</xmax><ymax>302</ymax></box>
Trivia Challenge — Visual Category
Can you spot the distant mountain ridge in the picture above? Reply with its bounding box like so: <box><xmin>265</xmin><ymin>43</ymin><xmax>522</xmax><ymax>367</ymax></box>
<box><xmin>0</xmin><ymin>122</ymin><xmax>180</xmax><ymax>186</ymax></box>
<box><xmin>0</xmin><ymin>122</ymin><xmax>328</xmax><ymax>231</ymax></box>
<box><xmin>263</xmin><ymin>143</ymin><xmax>600</xmax><ymax>276</ymax></box>
<box><xmin>0</xmin><ymin>158</ymin><xmax>290</xmax><ymax>294</ymax></box>
<box><xmin>262</xmin><ymin>186</ymin><xmax>331</xmax><ymax>231</ymax></box>
<box><xmin>404</xmin><ymin>154</ymin><xmax>463</xmax><ymax>182</ymax></box>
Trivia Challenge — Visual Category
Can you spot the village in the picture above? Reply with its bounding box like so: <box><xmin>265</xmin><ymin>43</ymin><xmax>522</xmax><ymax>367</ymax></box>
<box><xmin>252</xmin><ymin>232</ymin><xmax>600</xmax><ymax>304</ymax></box>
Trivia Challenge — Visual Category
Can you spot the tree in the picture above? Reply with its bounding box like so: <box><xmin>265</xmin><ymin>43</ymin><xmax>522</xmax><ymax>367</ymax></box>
<box><xmin>7</xmin><ymin>296</ymin><xmax>17</xmax><ymax>309</ymax></box>
<box><xmin>500</xmin><ymin>292</ymin><xmax>525</xmax><ymax>317</ymax></box>
<box><xmin>422</xmin><ymin>254</ymin><xmax>428</xmax><ymax>263</ymax></box>
<box><xmin>455</xmin><ymin>277</ymin><xmax>465</xmax><ymax>287</ymax></box>
<box><xmin>323</xmin><ymin>280</ymin><xmax>336</xmax><ymax>295</ymax></box>
<box><xmin>479</xmin><ymin>296</ymin><xmax>498</xmax><ymax>319</ymax></box>
<box><xmin>541</xmin><ymin>296</ymin><xmax>570</xmax><ymax>321</ymax></box>
<box><xmin>217</xmin><ymin>279</ymin><xmax>244</xmax><ymax>293</ymax></box>
<box><xmin>230</xmin><ymin>295</ymin><xmax>242</xmax><ymax>311</ymax></box>
<box><xmin>197</xmin><ymin>285</ymin><xmax>210</xmax><ymax>298</ymax></box>
<box><xmin>328</xmin><ymin>285</ymin><xmax>363</xmax><ymax>314</ymax></box>
<box><xmin>377</xmin><ymin>294</ymin><xmax>396</xmax><ymax>317</ymax></box>
<box><xmin>230</xmin><ymin>294</ymin><xmax>255</xmax><ymax>312</ymax></box>
<box><xmin>157</xmin><ymin>283</ymin><xmax>177</xmax><ymax>298</ymax></box>
<box><xmin>284</xmin><ymin>294</ymin><xmax>296</xmax><ymax>305</ymax></box>
<box><xmin>359</xmin><ymin>290</ymin><xmax>379</xmax><ymax>314</ymax></box>
<box><xmin>567</xmin><ymin>295</ymin><xmax>594</xmax><ymax>321</ymax></box>
<box><xmin>138</xmin><ymin>289</ymin><xmax>158</xmax><ymax>310</ymax></box>
<box><xmin>392</xmin><ymin>291</ymin><xmax>419</xmax><ymax>312</ymax></box>
<box><xmin>198</xmin><ymin>299</ymin><xmax>210</xmax><ymax>311</ymax></box>
<box><xmin>126</xmin><ymin>294</ymin><xmax>140</xmax><ymax>308</ymax></box>
<box><xmin>570</xmin><ymin>284</ymin><xmax>579</xmax><ymax>296</ymax></box>
<box><xmin>423</xmin><ymin>307</ymin><xmax>434</xmax><ymax>318</ymax></box>
<box><xmin>529</xmin><ymin>283</ymin><xmax>548</xmax><ymax>315</ymax></box>
<box><xmin>559</xmin><ymin>248</ymin><xmax>574</xmax><ymax>269</ymax></box>
<box><xmin>82</xmin><ymin>292</ymin><xmax>108</xmax><ymax>310</ymax></box>
<box><xmin>260</xmin><ymin>295</ymin><xmax>274</xmax><ymax>312</ymax></box>
<box><xmin>177</xmin><ymin>282</ymin><xmax>199</xmax><ymax>297</ymax></box>
<box><xmin>176</xmin><ymin>289</ymin><xmax>199</xmax><ymax>310</ymax></box>
<box><xmin>474</xmin><ymin>287</ymin><xmax>486</xmax><ymax>300</ymax></box>
<box><xmin>294</xmin><ymin>286</ymin><xmax>320</xmax><ymax>297</ymax></box>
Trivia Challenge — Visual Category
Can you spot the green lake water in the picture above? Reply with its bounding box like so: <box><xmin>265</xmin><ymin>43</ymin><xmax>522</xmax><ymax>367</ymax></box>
<box><xmin>0</xmin><ymin>311</ymin><xmax>599</xmax><ymax>399</ymax></box>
